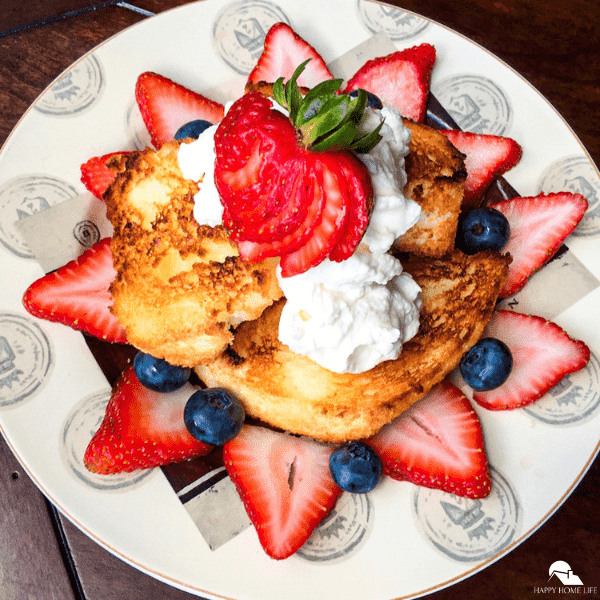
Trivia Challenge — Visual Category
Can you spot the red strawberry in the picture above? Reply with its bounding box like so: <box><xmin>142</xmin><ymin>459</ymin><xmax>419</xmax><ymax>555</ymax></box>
<box><xmin>439</xmin><ymin>130</ymin><xmax>522</xmax><ymax>208</ymax></box>
<box><xmin>235</xmin><ymin>169</ymin><xmax>326</xmax><ymax>263</ymax></box>
<box><xmin>214</xmin><ymin>81</ymin><xmax>375</xmax><ymax>276</ymax></box>
<box><xmin>22</xmin><ymin>238</ymin><xmax>127</xmax><ymax>343</ymax></box>
<box><xmin>278</xmin><ymin>152</ymin><xmax>371</xmax><ymax>277</ymax></box>
<box><xmin>223</xmin><ymin>424</ymin><xmax>342</xmax><ymax>560</ymax></box>
<box><xmin>80</xmin><ymin>151</ymin><xmax>132</xmax><ymax>199</ymax></box>
<box><xmin>492</xmin><ymin>192</ymin><xmax>588</xmax><ymax>297</ymax></box>
<box><xmin>366</xmin><ymin>381</ymin><xmax>491</xmax><ymax>499</ymax></box>
<box><xmin>247</xmin><ymin>22</ymin><xmax>333</xmax><ymax>88</ymax></box>
<box><xmin>471</xmin><ymin>311</ymin><xmax>590</xmax><ymax>410</ymax></box>
<box><xmin>135</xmin><ymin>72</ymin><xmax>224</xmax><ymax>148</ymax></box>
<box><xmin>343</xmin><ymin>44</ymin><xmax>436</xmax><ymax>122</ymax></box>
<box><xmin>84</xmin><ymin>367</ymin><xmax>212</xmax><ymax>474</ymax></box>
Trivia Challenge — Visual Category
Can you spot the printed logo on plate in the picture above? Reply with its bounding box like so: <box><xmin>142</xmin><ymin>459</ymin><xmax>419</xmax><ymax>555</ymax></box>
<box><xmin>73</xmin><ymin>220</ymin><xmax>100</xmax><ymax>248</ymax></box>
<box><xmin>212</xmin><ymin>0</ymin><xmax>291</xmax><ymax>75</ymax></box>
<box><xmin>0</xmin><ymin>175</ymin><xmax>77</xmax><ymax>258</ymax></box>
<box><xmin>538</xmin><ymin>156</ymin><xmax>600</xmax><ymax>237</ymax></box>
<box><xmin>0</xmin><ymin>313</ymin><xmax>53</xmax><ymax>408</ymax></box>
<box><xmin>126</xmin><ymin>99</ymin><xmax>153</xmax><ymax>150</ymax></box>
<box><xmin>433</xmin><ymin>75</ymin><xmax>513</xmax><ymax>135</ymax></box>
<box><xmin>60</xmin><ymin>390</ymin><xmax>152</xmax><ymax>490</ymax></box>
<box><xmin>356</xmin><ymin>0</ymin><xmax>430</xmax><ymax>41</ymax></box>
<box><xmin>34</xmin><ymin>55</ymin><xmax>105</xmax><ymax>117</ymax></box>
<box><xmin>523</xmin><ymin>350</ymin><xmax>600</xmax><ymax>426</ymax></box>
<box><xmin>413</xmin><ymin>466</ymin><xmax>521</xmax><ymax>561</ymax></box>
<box><xmin>297</xmin><ymin>492</ymin><xmax>373</xmax><ymax>562</ymax></box>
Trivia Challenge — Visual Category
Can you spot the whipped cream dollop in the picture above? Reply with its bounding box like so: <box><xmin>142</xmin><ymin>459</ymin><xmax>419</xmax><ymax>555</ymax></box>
<box><xmin>277</xmin><ymin>107</ymin><xmax>422</xmax><ymax>373</ymax></box>
<box><xmin>177</xmin><ymin>123</ymin><xmax>223</xmax><ymax>227</ymax></box>
<box><xmin>277</xmin><ymin>248</ymin><xmax>421</xmax><ymax>373</ymax></box>
<box><xmin>178</xmin><ymin>104</ymin><xmax>422</xmax><ymax>374</ymax></box>
<box><xmin>359</xmin><ymin>107</ymin><xmax>421</xmax><ymax>254</ymax></box>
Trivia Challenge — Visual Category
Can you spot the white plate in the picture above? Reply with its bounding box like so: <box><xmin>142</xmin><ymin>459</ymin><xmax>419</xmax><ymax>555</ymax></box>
<box><xmin>1</xmin><ymin>0</ymin><xmax>599</xmax><ymax>598</ymax></box>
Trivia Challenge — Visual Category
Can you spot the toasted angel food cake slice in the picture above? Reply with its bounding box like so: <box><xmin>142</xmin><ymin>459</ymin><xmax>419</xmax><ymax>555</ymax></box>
<box><xmin>394</xmin><ymin>119</ymin><xmax>467</xmax><ymax>257</ymax></box>
<box><xmin>105</xmin><ymin>141</ymin><xmax>282</xmax><ymax>367</ymax></box>
<box><xmin>196</xmin><ymin>250</ymin><xmax>510</xmax><ymax>442</ymax></box>
<box><xmin>247</xmin><ymin>81</ymin><xmax>466</xmax><ymax>259</ymax></box>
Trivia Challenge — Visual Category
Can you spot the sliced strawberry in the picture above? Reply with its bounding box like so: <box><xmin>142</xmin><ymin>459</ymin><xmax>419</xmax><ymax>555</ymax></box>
<box><xmin>439</xmin><ymin>130</ymin><xmax>522</xmax><ymax>208</ymax></box>
<box><xmin>215</xmin><ymin>93</ymin><xmax>306</xmax><ymax>243</ymax></box>
<box><xmin>366</xmin><ymin>381</ymin><xmax>492</xmax><ymax>499</ymax></box>
<box><xmin>492</xmin><ymin>192</ymin><xmax>588</xmax><ymax>297</ymax></box>
<box><xmin>343</xmin><ymin>44</ymin><xmax>436</xmax><ymax>122</ymax></box>
<box><xmin>80</xmin><ymin>151</ymin><xmax>132</xmax><ymax>199</ymax></box>
<box><xmin>278</xmin><ymin>154</ymin><xmax>349</xmax><ymax>277</ymax></box>
<box><xmin>22</xmin><ymin>238</ymin><xmax>127</xmax><ymax>343</ymax></box>
<box><xmin>247</xmin><ymin>22</ymin><xmax>333</xmax><ymax>89</ymax></box>
<box><xmin>223</xmin><ymin>424</ymin><xmax>342</xmax><ymax>560</ymax></box>
<box><xmin>237</xmin><ymin>170</ymin><xmax>325</xmax><ymax>262</ymax></box>
<box><xmin>472</xmin><ymin>311</ymin><xmax>590</xmax><ymax>410</ymax></box>
<box><xmin>328</xmin><ymin>152</ymin><xmax>374</xmax><ymax>262</ymax></box>
<box><xmin>215</xmin><ymin>67</ymin><xmax>375</xmax><ymax>274</ymax></box>
<box><xmin>135</xmin><ymin>72</ymin><xmax>224</xmax><ymax>148</ymax></box>
<box><xmin>84</xmin><ymin>367</ymin><xmax>212</xmax><ymax>474</ymax></box>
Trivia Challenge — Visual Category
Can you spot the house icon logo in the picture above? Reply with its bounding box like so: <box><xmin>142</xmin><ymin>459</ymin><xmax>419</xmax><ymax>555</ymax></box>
<box><xmin>548</xmin><ymin>561</ymin><xmax>583</xmax><ymax>585</ymax></box>
<box><xmin>534</xmin><ymin>561</ymin><xmax>597</xmax><ymax>595</ymax></box>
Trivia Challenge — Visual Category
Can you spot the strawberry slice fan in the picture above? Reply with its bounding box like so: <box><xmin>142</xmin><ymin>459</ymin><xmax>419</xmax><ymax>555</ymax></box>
<box><xmin>23</xmin><ymin>21</ymin><xmax>592</xmax><ymax>563</ymax></box>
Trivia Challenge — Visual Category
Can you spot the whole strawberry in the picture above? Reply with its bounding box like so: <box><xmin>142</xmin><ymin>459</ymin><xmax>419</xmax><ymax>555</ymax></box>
<box><xmin>214</xmin><ymin>62</ymin><xmax>382</xmax><ymax>277</ymax></box>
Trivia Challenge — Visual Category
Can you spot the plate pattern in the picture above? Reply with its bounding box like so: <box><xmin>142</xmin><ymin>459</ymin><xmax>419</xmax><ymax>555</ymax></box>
<box><xmin>0</xmin><ymin>1</ymin><xmax>599</xmax><ymax>599</ymax></box>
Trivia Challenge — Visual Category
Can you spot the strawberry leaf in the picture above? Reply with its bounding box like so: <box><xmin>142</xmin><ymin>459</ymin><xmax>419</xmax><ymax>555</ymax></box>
<box><xmin>350</xmin><ymin>121</ymin><xmax>384</xmax><ymax>153</ymax></box>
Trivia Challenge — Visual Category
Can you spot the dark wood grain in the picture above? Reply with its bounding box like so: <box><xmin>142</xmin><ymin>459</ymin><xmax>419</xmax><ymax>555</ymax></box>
<box><xmin>0</xmin><ymin>0</ymin><xmax>598</xmax><ymax>599</ymax></box>
<box><xmin>57</xmin><ymin>516</ymin><xmax>204</xmax><ymax>600</ymax></box>
<box><xmin>0</xmin><ymin>442</ymin><xmax>77</xmax><ymax>600</ymax></box>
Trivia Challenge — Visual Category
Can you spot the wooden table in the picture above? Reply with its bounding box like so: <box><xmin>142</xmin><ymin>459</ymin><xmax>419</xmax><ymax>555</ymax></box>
<box><xmin>1</xmin><ymin>1</ymin><xmax>598</xmax><ymax>598</ymax></box>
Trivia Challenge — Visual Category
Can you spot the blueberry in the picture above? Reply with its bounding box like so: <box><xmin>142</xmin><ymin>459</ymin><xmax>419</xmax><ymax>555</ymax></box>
<box><xmin>460</xmin><ymin>338</ymin><xmax>513</xmax><ymax>391</ymax></box>
<box><xmin>456</xmin><ymin>208</ymin><xmax>510</xmax><ymax>255</ymax></box>
<box><xmin>174</xmin><ymin>119</ymin><xmax>212</xmax><ymax>141</ymax></box>
<box><xmin>184</xmin><ymin>388</ymin><xmax>245</xmax><ymax>446</ymax></box>
<box><xmin>329</xmin><ymin>442</ymin><xmax>383</xmax><ymax>493</ymax></box>
<box><xmin>348</xmin><ymin>89</ymin><xmax>383</xmax><ymax>110</ymax></box>
<box><xmin>133</xmin><ymin>352</ymin><xmax>191</xmax><ymax>392</ymax></box>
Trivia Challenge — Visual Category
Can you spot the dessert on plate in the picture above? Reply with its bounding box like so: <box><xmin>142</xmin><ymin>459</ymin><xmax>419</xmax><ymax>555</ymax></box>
<box><xmin>22</xmin><ymin>22</ymin><xmax>590</xmax><ymax>560</ymax></box>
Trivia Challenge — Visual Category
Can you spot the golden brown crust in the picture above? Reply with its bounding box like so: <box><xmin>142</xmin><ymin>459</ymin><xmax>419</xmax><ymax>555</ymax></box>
<box><xmin>105</xmin><ymin>141</ymin><xmax>282</xmax><ymax>367</ymax></box>
<box><xmin>196</xmin><ymin>250</ymin><xmax>510</xmax><ymax>442</ymax></box>
<box><xmin>244</xmin><ymin>80</ymin><xmax>311</xmax><ymax>97</ymax></box>
<box><xmin>394</xmin><ymin>119</ymin><xmax>467</xmax><ymax>257</ymax></box>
